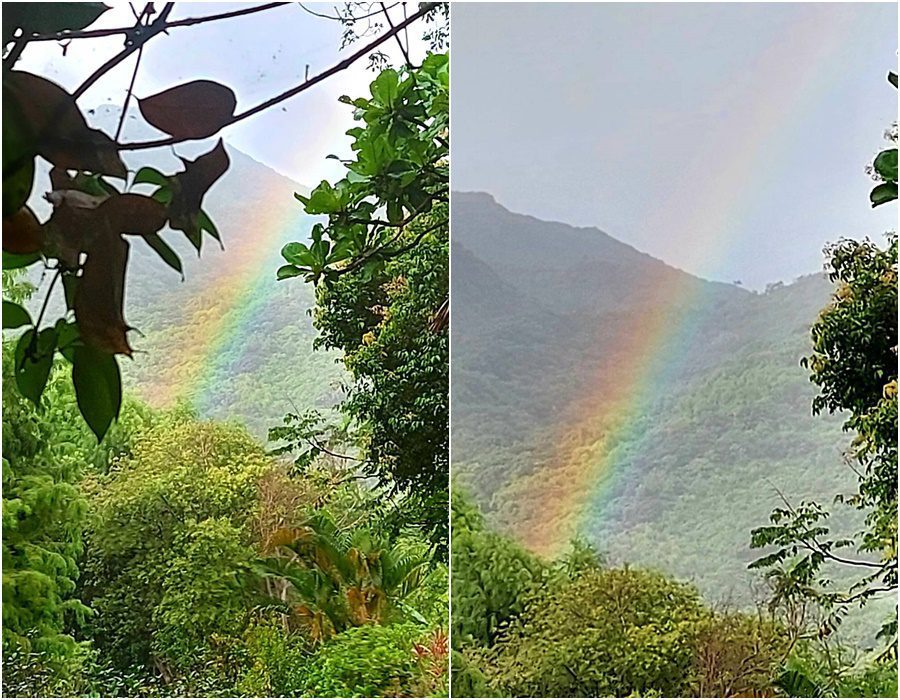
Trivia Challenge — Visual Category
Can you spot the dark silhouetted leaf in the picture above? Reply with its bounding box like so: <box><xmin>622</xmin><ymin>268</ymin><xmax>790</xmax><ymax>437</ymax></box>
<box><xmin>139</xmin><ymin>80</ymin><xmax>237</xmax><ymax>140</ymax></box>
<box><xmin>74</xmin><ymin>233</ymin><xmax>132</xmax><ymax>355</ymax></box>
<box><xmin>56</xmin><ymin>319</ymin><xmax>80</xmax><ymax>362</ymax></box>
<box><xmin>890</xmin><ymin>72</ymin><xmax>898</xmax><ymax>89</ymax></box>
<box><xmin>3</xmin><ymin>205</ymin><xmax>42</xmax><ymax>253</ymax></box>
<box><xmin>169</xmin><ymin>139</ymin><xmax>230</xmax><ymax>246</ymax></box>
<box><xmin>2</xmin><ymin>300</ymin><xmax>32</xmax><ymax>328</ymax></box>
<box><xmin>14</xmin><ymin>326</ymin><xmax>57</xmax><ymax>406</ymax></box>
<box><xmin>102</xmin><ymin>193</ymin><xmax>168</xmax><ymax>235</ymax></box>
<box><xmin>3</xmin><ymin>78</ymin><xmax>36</xmax><ymax>217</ymax></box>
<box><xmin>4</xmin><ymin>70</ymin><xmax>126</xmax><ymax>178</ymax></box>
<box><xmin>72</xmin><ymin>344</ymin><xmax>121</xmax><ymax>441</ymax></box>
<box><xmin>3</xmin><ymin>3</ymin><xmax>108</xmax><ymax>42</ymax></box>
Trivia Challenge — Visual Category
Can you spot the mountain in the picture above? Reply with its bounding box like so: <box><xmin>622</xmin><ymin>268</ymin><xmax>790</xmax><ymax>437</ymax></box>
<box><xmin>451</xmin><ymin>192</ymin><xmax>878</xmax><ymax>618</ymax></box>
<box><xmin>24</xmin><ymin>105</ymin><xmax>345</xmax><ymax>437</ymax></box>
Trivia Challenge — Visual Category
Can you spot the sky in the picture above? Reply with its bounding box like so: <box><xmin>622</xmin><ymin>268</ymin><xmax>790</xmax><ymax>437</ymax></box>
<box><xmin>452</xmin><ymin>1</ymin><xmax>898</xmax><ymax>289</ymax></box>
<box><xmin>19</xmin><ymin>1</ymin><xmax>418</xmax><ymax>188</ymax></box>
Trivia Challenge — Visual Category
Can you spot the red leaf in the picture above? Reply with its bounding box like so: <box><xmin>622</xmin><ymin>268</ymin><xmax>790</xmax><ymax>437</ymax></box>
<box><xmin>138</xmin><ymin>80</ymin><xmax>237</xmax><ymax>140</ymax></box>
<box><xmin>2</xmin><ymin>205</ymin><xmax>43</xmax><ymax>254</ymax></box>
<box><xmin>74</xmin><ymin>233</ymin><xmax>132</xmax><ymax>356</ymax></box>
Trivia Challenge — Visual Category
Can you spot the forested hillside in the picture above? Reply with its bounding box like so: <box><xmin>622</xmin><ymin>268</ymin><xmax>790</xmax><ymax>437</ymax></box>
<box><xmin>451</xmin><ymin>191</ymin><xmax>875</xmax><ymax>614</ymax></box>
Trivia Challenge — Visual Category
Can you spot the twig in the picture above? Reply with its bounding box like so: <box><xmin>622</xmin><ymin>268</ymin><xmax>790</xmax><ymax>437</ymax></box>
<box><xmin>28</xmin><ymin>2</ymin><xmax>291</xmax><ymax>42</ymax></box>
<box><xmin>115</xmin><ymin>44</ymin><xmax>145</xmax><ymax>141</ymax></box>
<box><xmin>379</xmin><ymin>2</ymin><xmax>411</xmax><ymax>67</ymax></box>
<box><xmin>118</xmin><ymin>2</ymin><xmax>439</xmax><ymax>151</ymax></box>
<box><xmin>72</xmin><ymin>3</ymin><xmax>174</xmax><ymax>101</ymax></box>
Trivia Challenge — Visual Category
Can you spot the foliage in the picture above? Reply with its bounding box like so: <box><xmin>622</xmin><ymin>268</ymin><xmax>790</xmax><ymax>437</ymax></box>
<box><xmin>751</xmin><ymin>213</ymin><xmax>897</xmax><ymax>648</ymax></box>
<box><xmin>450</xmin><ymin>490</ymin><xmax>545</xmax><ymax>648</ymax></box>
<box><xmin>79</xmin><ymin>413</ymin><xmax>271</xmax><ymax>679</ymax></box>
<box><xmin>869</xmin><ymin>73</ymin><xmax>898</xmax><ymax>207</ymax></box>
<box><xmin>278</xmin><ymin>56</ymin><xmax>449</xmax><ymax>551</ymax></box>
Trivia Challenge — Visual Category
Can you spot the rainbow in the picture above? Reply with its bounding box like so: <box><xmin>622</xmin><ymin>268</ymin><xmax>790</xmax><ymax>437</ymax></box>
<box><xmin>507</xmin><ymin>7</ymin><xmax>864</xmax><ymax>556</ymax></box>
<box><xmin>131</xmin><ymin>172</ymin><xmax>317</xmax><ymax>410</ymax></box>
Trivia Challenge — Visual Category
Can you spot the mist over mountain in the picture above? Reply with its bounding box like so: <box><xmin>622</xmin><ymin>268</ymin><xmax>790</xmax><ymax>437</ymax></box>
<box><xmin>450</xmin><ymin>192</ymin><xmax>880</xmax><ymax>622</ymax></box>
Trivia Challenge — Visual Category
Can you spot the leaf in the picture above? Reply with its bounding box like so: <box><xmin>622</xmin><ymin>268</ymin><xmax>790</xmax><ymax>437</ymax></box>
<box><xmin>168</xmin><ymin>139</ymin><xmax>230</xmax><ymax>246</ymax></box>
<box><xmin>2</xmin><ymin>300</ymin><xmax>32</xmax><ymax>329</ymax></box>
<box><xmin>143</xmin><ymin>233</ymin><xmax>183</xmax><ymax>277</ymax></box>
<box><xmin>56</xmin><ymin>319</ymin><xmax>80</xmax><ymax>362</ymax></box>
<box><xmin>132</xmin><ymin>166</ymin><xmax>170</xmax><ymax>187</ymax></box>
<box><xmin>139</xmin><ymin>80</ymin><xmax>237</xmax><ymax>140</ymax></box>
<box><xmin>102</xmin><ymin>193</ymin><xmax>168</xmax><ymax>235</ymax></box>
<box><xmin>4</xmin><ymin>71</ymin><xmax>126</xmax><ymax>177</ymax></box>
<box><xmin>74</xmin><ymin>233</ymin><xmax>132</xmax><ymax>355</ymax></box>
<box><xmin>2</xmin><ymin>251</ymin><xmax>40</xmax><ymax>269</ymax></box>
<box><xmin>873</xmin><ymin>149</ymin><xmax>898</xmax><ymax>183</ymax></box>
<box><xmin>890</xmin><ymin>72</ymin><xmax>898</xmax><ymax>89</ymax></box>
<box><xmin>2</xmin><ymin>79</ymin><xmax>35</xmax><ymax>217</ymax></box>
<box><xmin>62</xmin><ymin>274</ymin><xmax>79</xmax><ymax>311</ymax></box>
<box><xmin>72</xmin><ymin>344</ymin><xmax>121</xmax><ymax>441</ymax></box>
<box><xmin>3</xmin><ymin>3</ymin><xmax>108</xmax><ymax>41</ymax></box>
<box><xmin>277</xmin><ymin>264</ymin><xmax>303</xmax><ymax>280</ymax></box>
<box><xmin>14</xmin><ymin>327</ymin><xmax>57</xmax><ymax>406</ymax></box>
<box><xmin>870</xmin><ymin>182</ymin><xmax>898</xmax><ymax>208</ymax></box>
<box><xmin>2</xmin><ymin>205</ymin><xmax>43</xmax><ymax>253</ymax></box>
<box><xmin>197</xmin><ymin>209</ymin><xmax>222</xmax><ymax>246</ymax></box>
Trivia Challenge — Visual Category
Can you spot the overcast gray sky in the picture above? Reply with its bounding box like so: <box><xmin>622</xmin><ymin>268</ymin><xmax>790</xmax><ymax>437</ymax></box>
<box><xmin>452</xmin><ymin>2</ymin><xmax>898</xmax><ymax>289</ymax></box>
<box><xmin>19</xmin><ymin>2</ymin><xmax>417</xmax><ymax>187</ymax></box>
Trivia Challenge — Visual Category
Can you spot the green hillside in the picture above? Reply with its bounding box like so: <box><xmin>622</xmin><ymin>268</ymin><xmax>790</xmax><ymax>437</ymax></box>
<box><xmin>450</xmin><ymin>192</ymin><xmax>886</xmax><ymax>628</ymax></box>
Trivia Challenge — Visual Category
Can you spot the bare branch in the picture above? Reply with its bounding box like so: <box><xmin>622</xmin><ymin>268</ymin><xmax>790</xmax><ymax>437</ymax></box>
<box><xmin>117</xmin><ymin>2</ymin><xmax>439</xmax><ymax>151</ymax></box>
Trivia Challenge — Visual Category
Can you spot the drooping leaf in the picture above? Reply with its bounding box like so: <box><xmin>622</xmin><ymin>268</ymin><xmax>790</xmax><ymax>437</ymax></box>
<box><xmin>870</xmin><ymin>182</ymin><xmax>898</xmax><ymax>208</ymax></box>
<box><xmin>168</xmin><ymin>139</ymin><xmax>230</xmax><ymax>246</ymax></box>
<box><xmin>2</xmin><ymin>300</ymin><xmax>32</xmax><ymax>329</ymax></box>
<box><xmin>139</xmin><ymin>80</ymin><xmax>237</xmax><ymax>140</ymax></box>
<box><xmin>3</xmin><ymin>70</ymin><xmax>126</xmax><ymax>177</ymax></box>
<box><xmin>72</xmin><ymin>344</ymin><xmax>122</xmax><ymax>441</ymax></box>
<box><xmin>101</xmin><ymin>193</ymin><xmax>168</xmax><ymax>235</ymax></box>
<box><xmin>14</xmin><ymin>326</ymin><xmax>57</xmax><ymax>406</ymax></box>
<box><xmin>197</xmin><ymin>209</ymin><xmax>222</xmax><ymax>246</ymax></box>
<box><xmin>62</xmin><ymin>273</ymin><xmax>79</xmax><ymax>311</ymax></box>
<box><xmin>74</xmin><ymin>233</ymin><xmax>132</xmax><ymax>355</ymax></box>
<box><xmin>3</xmin><ymin>205</ymin><xmax>43</xmax><ymax>253</ymax></box>
<box><xmin>143</xmin><ymin>233</ymin><xmax>183</xmax><ymax>277</ymax></box>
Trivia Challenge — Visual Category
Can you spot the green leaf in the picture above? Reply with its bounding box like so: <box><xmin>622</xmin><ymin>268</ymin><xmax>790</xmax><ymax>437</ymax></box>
<box><xmin>370</xmin><ymin>69</ymin><xmax>400</xmax><ymax>107</ymax></box>
<box><xmin>873</xmin><ymin>149</ymin><xmax>898</xmax><ymax>183</ymax></box>
<box><xmin>143</xmin><ymin>233</ymin><xmax>183</xmax><ymax>277</ymax></box>
<box><xmin>132</xmin><ymin>166</ymin><xmax>170</xmax><ymax>187</ymax></box>
<box><xmin>14</xmin><ymin>327</ymin><xmax>57</xmax><ymax>406</ymax></box>
<box><xmin>72</xmin><ymin>344</ymin><xmax>121</xmax><ymax>441</ymax></box>
<box><xmin>277</xmin><ymin>264</ymin><xmax>304</xmax><ymax>280</ymax></box>
<box><xmin>2</xmin><ymin>300</ymin><xmax>31</xmax><ymax>329</ymax></box>
<box><xmin>197</xmin><ymin>209</ymin><xmax>222</xmax><ymax>246</ymax></box>
<box><xmin>2</xmin><ymin>251</ymin><xmax>40</xmax><ymax>270</ymax></box>
<box><xmin>870</xmin><ymin>182</ymin><xmax>898</xmax><ymax>207</ymax></box>
<box><xmin>56</xmin><ymin>320</ymin><xmax>80</xmax><ymax>363</ymax></box>
<box><xmin>151</xmin><ymin>186</ymin><xmax>173</xmax><ymax>205</ymax></box>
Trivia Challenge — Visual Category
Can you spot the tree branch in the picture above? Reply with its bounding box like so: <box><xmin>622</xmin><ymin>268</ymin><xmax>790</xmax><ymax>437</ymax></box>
<box><xmin>380</xmin><ymin>2</ymin><xmax>411</xmax><ymax>67</ymax></box>
<box><xmin>28</xmin><ymin>2</ymin><xmax>291</xmax><ymax>42</ymax></box>
<box><xmin>117</xmin><ymin>1</ymin><xmax>439</xmax><ymax>151</ymax></box>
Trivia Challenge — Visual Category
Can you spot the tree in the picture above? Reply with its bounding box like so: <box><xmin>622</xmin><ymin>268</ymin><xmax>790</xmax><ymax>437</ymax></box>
<box><xmin>277</xmin><ymin>53</ymin><xmax>449</xmax><ymax>550</ymax></box>
<box><xmin>750</xmin><ymin>72</ymin><xmax>898</xmax><ymax>653</ymax></box>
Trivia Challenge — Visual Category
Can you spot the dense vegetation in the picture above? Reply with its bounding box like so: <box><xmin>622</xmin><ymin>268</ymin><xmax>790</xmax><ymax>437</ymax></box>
<box><xmin>3</xmin><ymin>3</ymin><xmax>448</xmax><ymax>697</ymax></box>
<box><xmin>451</xmin><ymin>72</ymin><xmax>897</xmax><ymax>697</ymax></box>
